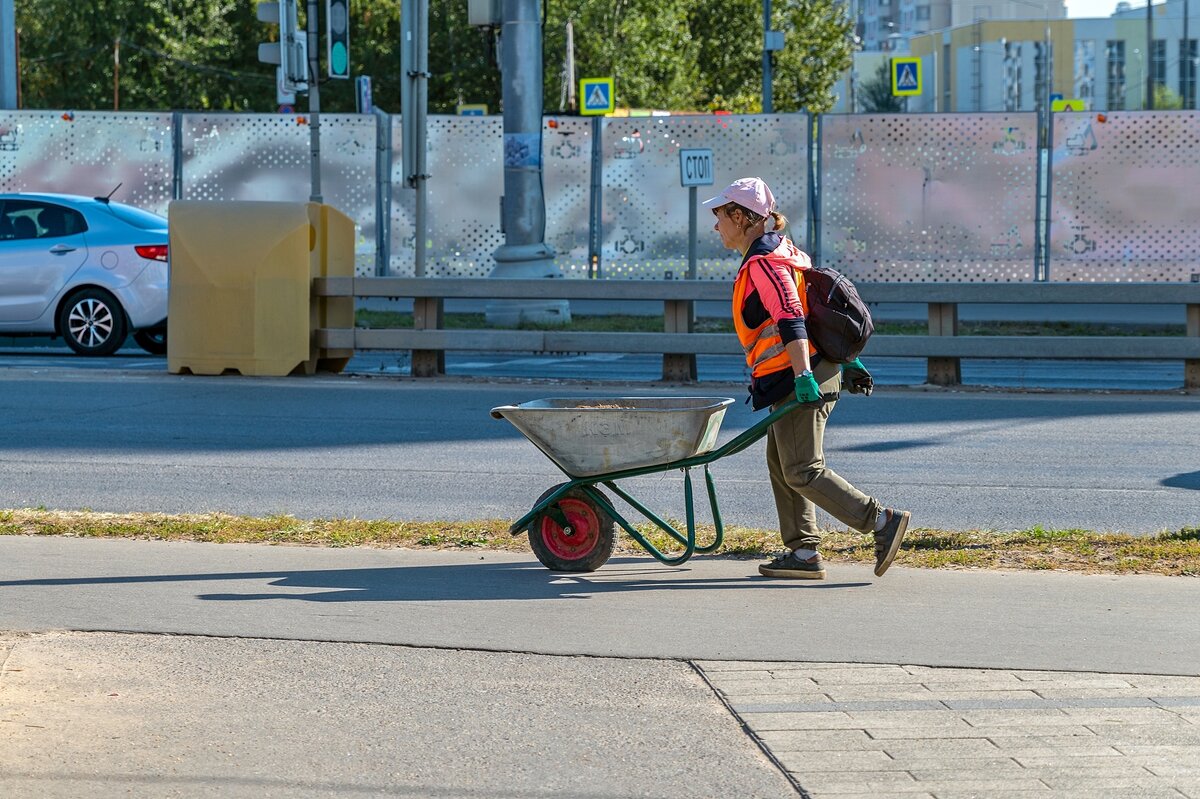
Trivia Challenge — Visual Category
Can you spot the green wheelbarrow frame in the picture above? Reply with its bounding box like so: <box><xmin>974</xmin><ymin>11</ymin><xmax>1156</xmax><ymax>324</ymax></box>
<box><xmin>509</xmin><ymin>398</ymin><xmax>805</xmax><ymax>566</ymax></box>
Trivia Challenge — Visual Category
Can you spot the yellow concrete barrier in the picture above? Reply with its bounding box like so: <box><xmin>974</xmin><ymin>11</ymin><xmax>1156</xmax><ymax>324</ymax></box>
<box><xmin>166</xmin><ymin>201</ymin><xmax>354</xmax><ymax>376</ymax></box>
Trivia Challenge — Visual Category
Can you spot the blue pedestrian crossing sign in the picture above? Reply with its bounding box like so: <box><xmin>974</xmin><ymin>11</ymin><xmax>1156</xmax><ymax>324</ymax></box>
<box><xmin>580</xmin><ymin>77</ymin><xmax>615</xmax><ymax>116</ymax></box>
<box><xmin>891</xmin><ymin>57</ymin><xmax>922</xmax><ymax>97</ymax></box>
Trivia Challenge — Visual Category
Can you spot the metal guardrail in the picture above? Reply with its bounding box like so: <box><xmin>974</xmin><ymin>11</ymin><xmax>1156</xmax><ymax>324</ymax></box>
<box><xmin>313</xmin><ymin>278</ymin><xmax>1200</xmax><ymax>388</ymax></box>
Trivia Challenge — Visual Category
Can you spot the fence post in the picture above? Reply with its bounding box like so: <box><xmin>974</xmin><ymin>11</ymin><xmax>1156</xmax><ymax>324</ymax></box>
<box><xmin>411</xmin><ymin>293</ymin><xmax>444</xmax><ymax>377</ymax></box>
<box><xmin>1188</xmin><ymin>303</ymin><xmax>1200</xmax><ymax>390</ymax></box>
<box><xmin>927</xmin><ymin>302</ymin><xmax>961</xmax><ymax>385</ymax></box>
<box><xmin>808</xmin><ymin>113</ymin><xmax>821</xmax><ymax>263</ymax></box>
<box><xmin>373</xmin><ymin>108</ymin><xmax>392</xmax><ymax>276</ymax></box>
<box><xmin>172</xmin><ymin>111</ymin><xmax>183</xmax><ymax>201</ymax></box>
<box><xmin>1038</xmin><ymin>110</ymin><xmax>1053</xmax><ymax>282</ymax></box>
<box><xmin>662</xmin><ymin>297</ymin><xmax>697</xmax><ymax>382</ymax></box>
<box><xmin>588</xmin><ymin>115</ymin><xmax>603</xmax><ymax>278</ymax></box>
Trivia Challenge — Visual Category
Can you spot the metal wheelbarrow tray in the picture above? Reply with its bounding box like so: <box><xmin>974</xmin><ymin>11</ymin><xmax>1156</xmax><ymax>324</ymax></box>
<box><xmin>492</xmin><ymin>396</ymin><xmax>805</xmax><ymax>572</ymax></box>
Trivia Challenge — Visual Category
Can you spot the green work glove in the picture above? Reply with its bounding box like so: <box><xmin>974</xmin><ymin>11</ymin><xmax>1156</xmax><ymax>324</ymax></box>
<box><xmin>842</xmin><ymin>358</ymin><xmax>874</xmax><ymax>397</ymax></box>
<box><xmin>794</xmin><ymin>370</ymin><xmax>822</xmax><ymax>404</ymax></box>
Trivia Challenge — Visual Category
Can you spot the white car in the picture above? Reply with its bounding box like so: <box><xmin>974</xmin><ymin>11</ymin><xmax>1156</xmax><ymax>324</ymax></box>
<box><xmin>0</xmin><ymin>192</ymin><xmax>168</xmax><ymax>356</ymax></box>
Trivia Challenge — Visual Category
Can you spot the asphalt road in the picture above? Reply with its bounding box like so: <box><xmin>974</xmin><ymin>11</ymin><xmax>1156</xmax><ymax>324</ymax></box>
<box><xmin>0</xmin><ymin>340</ymin><xmax>1189</xmax><ymax>390</ymax></box>
<box><xmin>0</xmin><ymin>359</ymin><xmax>1197</xmax><ymax>534</ymax></box>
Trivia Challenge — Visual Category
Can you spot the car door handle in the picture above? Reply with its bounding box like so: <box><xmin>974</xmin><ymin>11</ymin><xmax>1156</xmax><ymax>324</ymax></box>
<box><xmin>48</xmin><ymin>244</ymin><xmax>77</xmax><ymax>254</ymax></box>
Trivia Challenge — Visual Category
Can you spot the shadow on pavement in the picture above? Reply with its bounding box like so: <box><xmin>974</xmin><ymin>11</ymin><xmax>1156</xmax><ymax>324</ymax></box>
<box><xmin>0</xmin><ymin>558</ymin><xmax>873</xmax><ymax>602</ymax></box>
<box><xmin>1161</xmin><ymin>470</ymin><xmax>1200</xmax><ymax>490</ymax></box>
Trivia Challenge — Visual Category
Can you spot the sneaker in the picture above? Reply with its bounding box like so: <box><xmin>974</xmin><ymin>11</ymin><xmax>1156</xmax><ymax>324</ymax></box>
<box><xmin>758</xmin><ymin>550</ymin><xmax>826</xmax><ymax>580</ymax></box>
<box><xmin>873</xmin><ymin>509</ymin><xmax>911</xmax><ymax>576</ymax></box>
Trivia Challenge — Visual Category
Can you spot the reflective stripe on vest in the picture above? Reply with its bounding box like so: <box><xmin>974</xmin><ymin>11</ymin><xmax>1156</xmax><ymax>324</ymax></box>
<box><xmin>731</xmin><ymin>239</ymin><xmax>814</xmax><ymax>378</ymax></box>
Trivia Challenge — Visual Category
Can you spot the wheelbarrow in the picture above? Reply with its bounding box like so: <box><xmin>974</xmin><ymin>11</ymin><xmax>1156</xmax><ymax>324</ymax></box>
<box><xmin>491</xmin><ymin>396</ymin><xmax>805</xmax><ymax>572</ymax></box>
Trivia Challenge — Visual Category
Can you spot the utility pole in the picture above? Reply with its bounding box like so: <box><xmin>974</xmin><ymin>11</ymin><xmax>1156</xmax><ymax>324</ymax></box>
<box><xmin>0</xmin><ymin>0</ymin><xmax>16</xmax><ymax>108</ymax></box>
<box><xmin>487</xmin><ymin>0</ymin><xmax>569</xmax><ymax>326</ymax></box>
<box><xmin>1185</xmin><ymin>0</ymin><xmax>1191</xmax><ymax>109</ymax></box>
<box><xmin>113</xmin><ymin>37</ymin><xmax>121</xmax><ymax>110</ymax></box>
<box><xmin>562</xmin><ymin>20</ymin><xmax>576</xmax><ymax>113</ymax></box>
<box><xmin>400</xmin><ymin>0</ymin><xmax>428</xmax><ymax>276</ymax></box>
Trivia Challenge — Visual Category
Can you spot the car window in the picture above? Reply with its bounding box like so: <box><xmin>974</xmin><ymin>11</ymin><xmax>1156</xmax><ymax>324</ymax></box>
<box><xmin>0</xmin><ymin>200</ymin><xmax>88</xmax><ymax>240</ymax></box>
<box><xmin>105</xmin><ymin>202</ymin><xmax>167</xmax><ymax>231</ymax></box>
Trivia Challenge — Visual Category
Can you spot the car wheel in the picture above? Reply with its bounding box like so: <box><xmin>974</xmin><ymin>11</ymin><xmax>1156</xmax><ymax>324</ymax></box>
<box><xmin>57</xmin><ymin>288</ymin><xmax>128</xmax><ymax>356</ymax></box>
<box><xmin>133</xmin><ymin>328</ymin><xmax>167</xmax><ymax>355</ymax></box>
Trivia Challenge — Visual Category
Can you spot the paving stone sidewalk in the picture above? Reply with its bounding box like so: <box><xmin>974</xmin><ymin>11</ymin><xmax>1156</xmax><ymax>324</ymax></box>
<box><xmin>698</xmin><ymin>661</ymin><xmax>1200</xmax><ymax>798</ymax></box>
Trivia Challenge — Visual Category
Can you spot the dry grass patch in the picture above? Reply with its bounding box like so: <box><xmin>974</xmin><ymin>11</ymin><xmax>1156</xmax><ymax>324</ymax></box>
<box><xmin>1</xmin><ymin>509</ymin><xmax>1197</xmax><ymax>576</ymax></box>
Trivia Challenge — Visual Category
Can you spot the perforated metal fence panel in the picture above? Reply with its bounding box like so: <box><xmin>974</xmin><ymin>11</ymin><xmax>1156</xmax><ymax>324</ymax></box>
<box><xmin>180</xmin><ymin>113</ymin><xmax>377</xmax><ymax>276</ymax></box>
<box><xmin>543</xmin><ymin>117</ymin><xmax>593</xmax><ymax>278</ymax></box>
<box><xmin>3</xmin><ymin>109</ymin><xmax>1198</xmax><ymax>285</ymax></box>
<box><xmin>599</xmin><ymin>114</ymin><xmax>810</xmax><ymax>280</ymax></box>
<box><xmin>0</xmin><ymin>111</ymin><xmax>173</xmax><ymax>215</ymax></box>
<box><xmin>387</xmin><ymin>115</ymin><xmax>505</xmax><ymax>277</ymax></box>
<box><xmin>1050</xmin><ymin>111</ymin><xmax>1200</xmax><ymax>282</ymax></box>
<box><xmin>820</xmin><ymin>113</ymin><xmax>1039</xmax><ymax>282</ymax></box>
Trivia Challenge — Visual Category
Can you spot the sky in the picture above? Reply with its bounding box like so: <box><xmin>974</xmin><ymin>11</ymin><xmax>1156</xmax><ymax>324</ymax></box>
<box><xmin>1065</xmin><ymin>0</ymin><xmax>1123</xmax><ymax>17</ymax></box>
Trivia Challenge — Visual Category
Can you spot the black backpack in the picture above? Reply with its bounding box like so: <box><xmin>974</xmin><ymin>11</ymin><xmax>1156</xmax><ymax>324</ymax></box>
<box><xmin>796</xmin><ymin>265</ymin><xmax>874</xmax><ymax>364</ymax></box>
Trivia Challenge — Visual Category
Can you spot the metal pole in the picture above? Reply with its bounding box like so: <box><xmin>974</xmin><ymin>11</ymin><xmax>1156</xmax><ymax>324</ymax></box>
<box><xmin>687</xmin><ymin>186</ymin><xmax>697</xmax><ymax>280</ymax></box>
<box><xmin>809</xmin><ymin>114</ymin><xmax>821</xmax><ymax>263</ymax></box>
<box><xmin>1042</xmin><ymin>108</ymin><xmax>1054</xmax><ymax>282</ymax></box>
<box><xmin>1147</xmin><ymin>0</ymin><xmax>1155</xmax><ymax>109</ymax></box>
<box><xmin>172</xmin><ymin>111</ymin><xmax>183</xmax><ymax>201</ymax></box>
<box><xmin>565</xmin><ymin>20</ymin><xmax>576</xmax><ymax>113</ymax></box>
<box><xmin>414</xmin><ymin>0</ymin><xmax>428</xmax><ymax>277</ymax></box>
<box><xmin>113</xmin><ymin>37</ymin><xmax>120</xmax><ymax>111</ymax></box>
<box><xmin>1185</xmin><ymin>0</ymin><xmax>1191</xmax><ymax>109</ymax></box>
<box><xmin>306</xmin><ymin>0</ymin><xmax>323</xmax><ymax>202</ymax></box>
<box><xmin>0</xmin><ymin>0</ymin><xmax>16</xmax><ymax>109</ymax></box>
<box><xmin>588</xmin><ymin>115</ymin><xmax>603</xmax><ymax>279</ymax></box>
<box><xmin>373</xmin><ymin>107</ymin><xmax>392</xmax><ymax>276</ymax></box>
<box><xmin>762</xmin><ymin>0</ymin><xmax>773</xmax><ymax>113</ymax></box>
<box><xmin>401</xmin><ymin>0</ymin><xmax>428</xmax><ymax>276</ymax></box>
<box><xmin>487</xmin><ymin>0</ymin><xmax>569</xmax><ymax>325</ymax></box>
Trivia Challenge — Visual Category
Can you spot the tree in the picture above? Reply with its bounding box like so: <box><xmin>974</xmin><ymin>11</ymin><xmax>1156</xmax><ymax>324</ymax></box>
<box><xmin>1153</xmin><ymin>83</ymin><xmax>1184</xmax><ymax>110</ymax></box>
<box><xmin>690</xmin><ymin>0</ymin><xmax>854</xmax><ymax>113</ymax></box>
<box><xmin>543</xmin><ymin>0</ymin><xmax>702</xmax><ymax>112</ymax></box>
<box><xmin>17</xmin><ymin>0</ymin><xmax>260</xmax><ymax>111</ymax></box>
<box><xmin>858</xmin><ymin>61</ymin><xmax>903</xmax><ymax>113</ymax></box>
<box><xmin>14</xmin><ymin>0</ymin><xmax>856</xmax><ymax>116</ymax></box>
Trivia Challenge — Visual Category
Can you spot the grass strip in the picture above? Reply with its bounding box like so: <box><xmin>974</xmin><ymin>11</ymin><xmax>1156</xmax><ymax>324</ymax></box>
<box><xmin>2</xmin><ymin>509</ymin><xmax>1196</xmax><ymax>577</ymax></box>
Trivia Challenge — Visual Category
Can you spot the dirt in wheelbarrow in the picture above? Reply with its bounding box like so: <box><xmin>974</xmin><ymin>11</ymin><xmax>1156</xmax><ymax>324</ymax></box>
<box><xmin>2</xmin><ymin>509</ymin><xmax>1199</xmax><ymax>577</ymax></box>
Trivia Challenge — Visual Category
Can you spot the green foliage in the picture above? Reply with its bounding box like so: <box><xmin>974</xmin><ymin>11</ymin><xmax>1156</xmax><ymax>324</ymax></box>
<box><xmin>858</xmin><ymin>61</ymin><xmax>903</xmax><ymax>113</ymax></box>
<box><xmin>1153</xmin><ymin>83</ymin><xmax>1184</xmax><ymax>110</ymax></box>
<box><xmin>16</xmin><ymin>0</ymin><xmax>854</xmax><ymax>115</ymax></box>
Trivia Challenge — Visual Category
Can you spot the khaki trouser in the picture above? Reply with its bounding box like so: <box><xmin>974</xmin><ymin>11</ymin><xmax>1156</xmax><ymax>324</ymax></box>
<box><xmin>765</xmin><ymin>359</ymin><xmax>880</xmax><ymax>550</ymax></box>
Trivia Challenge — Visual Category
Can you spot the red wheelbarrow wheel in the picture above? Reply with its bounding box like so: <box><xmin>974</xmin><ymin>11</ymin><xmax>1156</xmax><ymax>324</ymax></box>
<box><xmin>528</xmin><ymin>484</ymin><xmax>616</xmax><ymax>572</ymax></box>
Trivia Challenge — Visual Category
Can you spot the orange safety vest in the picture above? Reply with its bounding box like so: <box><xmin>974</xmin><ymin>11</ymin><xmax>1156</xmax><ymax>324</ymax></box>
<box><xmin>731</xmin><ymin>237</ymin><xmax>814</xmax><ymax>378</ymax></box>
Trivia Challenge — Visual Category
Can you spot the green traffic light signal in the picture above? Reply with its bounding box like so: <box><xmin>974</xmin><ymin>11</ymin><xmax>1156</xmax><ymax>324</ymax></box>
<box><xmin>327</xmin><ymin>0</ymin><xmax>350</xmax><ymax>79</ymax></box>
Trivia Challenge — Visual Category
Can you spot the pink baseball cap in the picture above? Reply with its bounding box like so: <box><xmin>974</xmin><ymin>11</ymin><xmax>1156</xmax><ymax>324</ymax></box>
<box><xmin>701</xmin><ymin>177</ymin><xmax>776</xmax><ymax>217</ymax></box>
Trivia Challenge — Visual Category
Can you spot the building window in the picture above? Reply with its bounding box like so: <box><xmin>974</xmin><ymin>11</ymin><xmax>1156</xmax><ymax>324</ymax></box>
<box><xmin>916</xmin><ymin>5</ymin><xmax>930</xmax><ymax>20</ymax></box>
<box><xmin>1075</xmin><ymin>40</ymin><xmax>1096</xmax><ymax>106</ymax></box>
<box><xmin>942</xmin><ymin>42</ymin><xmax>951</xmax><ymax>110</ymax></box>
<box><xmin>1152</xmin><ymin>39</ymin><xmax>1167</xmax><ymax>92</ymax></box>
<box><xmin>1004</xmin><ymin>41</ymin><xmax>1023</xmax><ymax>111</ymax></box>
<box><xmin>1106</xmin><ymin>40</ymin><xmax>1125</xmax><ymax>111</ymax></box>
<box><xmin>1182</xmin><ymin>38</ymin><xmax>1197</xmax><ymax>109</ymax></box>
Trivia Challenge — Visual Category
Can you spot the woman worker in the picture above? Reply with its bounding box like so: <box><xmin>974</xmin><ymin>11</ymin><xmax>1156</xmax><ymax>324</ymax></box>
<box><xmin>703</xmin><ymin>177</ymin><xmax>910</xmax><ymax>580</ymax></box>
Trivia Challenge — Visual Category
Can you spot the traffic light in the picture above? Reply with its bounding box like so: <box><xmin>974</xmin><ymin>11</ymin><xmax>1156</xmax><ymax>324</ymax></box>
<box><xmin>327</xmin><ymin>0</ymin><xmax>350</xmax><ymax>79</ymax></box>
<box><xmin>257</xmin><ymin>0</ymin><xmax>308</xmax><ymax>93</ymax></box>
